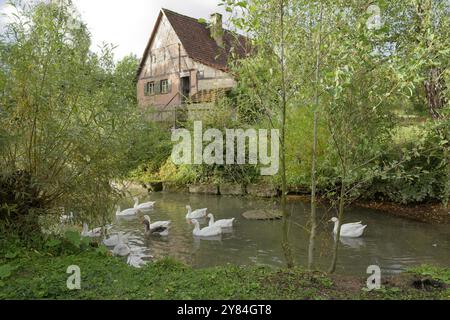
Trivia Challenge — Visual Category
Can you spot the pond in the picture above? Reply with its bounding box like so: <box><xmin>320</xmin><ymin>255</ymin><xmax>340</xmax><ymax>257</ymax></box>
<box><xmin>110</xmin><ymin>191</ymin><xmax>450</xmax><ymax>275</ymax></box>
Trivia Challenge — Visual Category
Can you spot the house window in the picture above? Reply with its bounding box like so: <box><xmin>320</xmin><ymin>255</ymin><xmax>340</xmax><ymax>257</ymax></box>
<box><xmin>160</xmin><ymin>79</ymin><xmax>169</xmax><ymax>94</ymax></box>
<box><xmin>145</xmin><ymin>82</ymin><xmax>155</xmax><ymax>96</ymax></box>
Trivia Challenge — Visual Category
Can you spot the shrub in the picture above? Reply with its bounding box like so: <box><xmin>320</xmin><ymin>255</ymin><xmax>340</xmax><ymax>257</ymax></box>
<box><xmin>0</xmin><ymin>171</ymin><xmax>45</xmax><ymax>239</ymax></box>
<box><xmin>365</xmin><ymin>128</ymin><xmax>448</xmax><ymax>204</ymax></box>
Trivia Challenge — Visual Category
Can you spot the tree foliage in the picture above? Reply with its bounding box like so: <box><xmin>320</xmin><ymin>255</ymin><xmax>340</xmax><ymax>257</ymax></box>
<box><xmin>0</xmin><ymin>0</ymin><xmax>161</xmax><ymax>233</ymax></box>
<box><xmin>222</xmin><ymin>0</ymin><xmax>449</xmax><ymax>272</ymax></box>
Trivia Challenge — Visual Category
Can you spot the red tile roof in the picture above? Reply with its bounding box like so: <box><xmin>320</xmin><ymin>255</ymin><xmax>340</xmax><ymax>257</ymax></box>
<box><xmin>137</xmin><ymin>8</ymin><xmax>250</xmax><ymax>78</ymax></box>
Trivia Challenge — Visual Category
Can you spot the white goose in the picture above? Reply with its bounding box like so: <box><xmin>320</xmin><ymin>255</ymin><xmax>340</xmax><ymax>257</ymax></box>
<box><xmin>134</xmin><ymin>197</ymin><xmax>156</xmax><ymax>210</ymax></box>
<box><xmin>112</xmin><ymin>232</ymin><xmax>130</xmax><ymax>256</ymax></box>
<box><xmin>81</xmin><ymin>223</ymin><xmax>102</xmax><ymax>238</ymax></box>
<box><xmin>103</xmin><ymin>232</ymin><xmax>127</xmax><ymax>247</ymax></box>
<box><xmin>191</xmin><ymin>219</ymin><xmax>222</xmax><ymax>237</ymax></box>
<box><xmin>330</xmin><ymin>217</ymin><xmax>367</xmax><ymax>238</ymax></box>
<box><xmin>207</xmin><ymin>213</ymin><xmax>235</xmax><ymax>228</ymax></box>
<box><xmin>143</xmin><ymin>215</ymin><xmax>171</xmax><ymax>236</ymax></box>
<box><xmin>127</xmin><ymin>255</ymin><xmax>147</xmax><ymax>268</ymax></box>
<box><xmin>115</xmin><ymin>205</ymin><xmax>138</xmax><ymax>217</ymax></box>
<box><xmin>186</xmin><ymin>205</ymin><xmax>208</xmax><ymax>220</ymax></box>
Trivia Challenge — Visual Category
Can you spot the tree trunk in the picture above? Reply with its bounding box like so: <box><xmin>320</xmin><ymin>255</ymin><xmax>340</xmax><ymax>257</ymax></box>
<box><xmin>328</xmin><ymin>182</ymin><xmax>346</xmax><ymax>274</ymax></box>
<box><xmin>444</xmin><ymin>146</ymin><xmax>450</xmax><ymax>208</ymax></box>
<box><xmin>424</xmin><ymin>68</ymin><xmax>447</xmax><ymax>120</ymax></box>
<box><xmin>308</xmin><ymin>111</ymin><xmax>318</xmax><ymax>270</ymax></box>
<box><xmin>308</xmin><ymin>3</ymin><xmax>323</xmax><ymax>270</ymax></box>
<box><xmin>279</xmin><ymin>0</ymin><xmax>294</xmax><ymax>269</ymax></box>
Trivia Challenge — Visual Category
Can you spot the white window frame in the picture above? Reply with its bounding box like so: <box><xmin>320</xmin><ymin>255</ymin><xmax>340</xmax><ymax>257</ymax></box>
<box><xmin>147</xmin><ymin>82</ymin><xmax>155</xmax><ymax>95</ymax></box>
<box><xmin>160</xmin><ymin>79</ymin><xmax>169</xmax><ymax>94</ymax></box>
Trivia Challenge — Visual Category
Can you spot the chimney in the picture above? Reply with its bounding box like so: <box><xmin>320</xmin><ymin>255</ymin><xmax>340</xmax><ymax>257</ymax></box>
<box><xmin>210</xmin><ymin>13</ymin><xmax>223</xmax><ymax>47</ymax></box>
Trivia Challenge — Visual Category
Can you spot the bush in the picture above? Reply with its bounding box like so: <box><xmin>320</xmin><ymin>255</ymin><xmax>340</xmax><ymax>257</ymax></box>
<box><xmin>0</xmin><ymin>1</ymin><xmax>161</xmax><ymax>232</ymax></box>
<box><xmin>365</xmin><ymin>128</ymin><xmax>448</xmax><ymax>204</ymax></box>
<box><xmin>0</xmin><ymin>171</ymin><xmax>45</xmax><ymax>239</ymax></box>
<box><xmin>128</xmin><ymin>123</ymin><xmax>173</xmax><ymax>183</ymax></box>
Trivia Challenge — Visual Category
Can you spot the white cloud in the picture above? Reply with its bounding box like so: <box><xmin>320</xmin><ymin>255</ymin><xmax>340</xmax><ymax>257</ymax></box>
<box><xmin>0</xmin><ymin>0</ymin><xmax>14</xmax><ymax>34</ymax></box>
<box><xmin>72</xmin><ymin>0</ymin><xmax>227</xmax><ymax>60</ymax></box>
<box><xmin>0</xmin><ymin>0</ymin><xmax>227</xmax><ymax>60</ymax></box>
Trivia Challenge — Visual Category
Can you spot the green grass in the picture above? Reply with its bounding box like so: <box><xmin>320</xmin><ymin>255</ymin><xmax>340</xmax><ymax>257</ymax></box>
<box><xmin>0</xmin><ymin>241</ymin><xmax>448</xmax><ymax>300</ymax></box>
<box><xmin>407</xmin><ymin>265</ymin><xmax>450</xmax><ymax>285</ymax></box>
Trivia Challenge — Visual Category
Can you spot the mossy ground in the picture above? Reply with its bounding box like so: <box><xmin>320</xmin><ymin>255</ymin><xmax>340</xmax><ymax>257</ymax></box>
<box><xmin>1</xmin><ymin>243</ymin><xmax>448</xmax><ymax>300</ymax></box>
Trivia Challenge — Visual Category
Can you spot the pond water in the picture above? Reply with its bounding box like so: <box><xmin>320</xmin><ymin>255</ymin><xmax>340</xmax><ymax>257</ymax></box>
<box><xmin>110</xmin><ymin>192</ymin><xmax>450</xmax><ymax>275</ymax></box>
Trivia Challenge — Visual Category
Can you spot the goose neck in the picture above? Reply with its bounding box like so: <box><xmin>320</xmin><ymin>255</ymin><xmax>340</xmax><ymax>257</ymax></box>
<box><xmin>193</xmin><ymin>220</ymin><xmax>200</xmax><ymax>231</ymax></box>
<box><xmin>333</xmin><ymin>220</ymin><xmax>340</xmax><ymax>234</ymax></box>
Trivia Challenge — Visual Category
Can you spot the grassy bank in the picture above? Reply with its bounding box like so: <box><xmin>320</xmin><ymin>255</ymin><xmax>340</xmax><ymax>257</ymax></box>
<box><xmin>1</xmin><ymin>242</ymin><xmax>448</xmax><ymax>300</ymax></box>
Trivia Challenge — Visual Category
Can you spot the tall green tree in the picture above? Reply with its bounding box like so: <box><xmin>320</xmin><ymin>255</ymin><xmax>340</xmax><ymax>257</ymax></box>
<box><xmin>224</xmin><ymin>0</ymin><xmax>320</xmax><ymax>268</ymax></box>
<box><xmin>0</xmin><ymin>0</ymin><xmax>157</xmax><ymax>232</ymax></box>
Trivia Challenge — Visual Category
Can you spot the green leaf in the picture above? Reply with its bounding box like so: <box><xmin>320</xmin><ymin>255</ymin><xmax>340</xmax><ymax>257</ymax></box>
<box><xmin>0</xmin><ymin>264</ymin><xmax>17</xmax><ymax>279</ymax></box>
<box><xmin>45</xmin><ymin>238</ymin><xmax>62</xmax><ymax>248</ymax></box>
<box><xmin>65</xmin><ymin>230</ymin><xmax>82</xmax><ymax>248</ymax></box>
<box><xmin>80</xmin><ymin>236</ymin><xmax>91</xmax><ymax>248</ymax></box>
<box><xmin>4</xmin><ymin>251</ymin><xmax>18</xmax><ymax>259</ymax></box>
<box><xmin>96</xmin><ymin>245</ymin><xmax>109</xmax><ymax>256</ymax></box>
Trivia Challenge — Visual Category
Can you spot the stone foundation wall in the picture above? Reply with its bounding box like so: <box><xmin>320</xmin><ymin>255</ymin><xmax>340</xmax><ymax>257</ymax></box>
<box><xmin>147</xmin><ymin>181</ymin><xmax>280</xmax><ymax>199</ymax></box>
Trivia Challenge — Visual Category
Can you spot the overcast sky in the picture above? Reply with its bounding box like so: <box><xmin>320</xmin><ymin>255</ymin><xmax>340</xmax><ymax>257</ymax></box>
<box><xmin>0</xmin><ymin>0</ymin><xmax>227</xmax><ymax>60</ymax></box>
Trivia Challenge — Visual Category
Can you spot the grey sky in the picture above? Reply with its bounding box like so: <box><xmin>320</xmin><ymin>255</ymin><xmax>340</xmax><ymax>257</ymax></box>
<box><xmin>0</xmin><ymin>0</ymin><xmax>228</xmax><ymax>60</ymax></box>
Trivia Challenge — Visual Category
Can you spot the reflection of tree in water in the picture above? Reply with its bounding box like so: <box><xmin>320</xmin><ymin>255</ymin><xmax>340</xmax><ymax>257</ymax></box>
<box><xmin>282</xmin><ymin>205</ymin><xmax>295</xmax><ymax>268</ymax></box>
<box><xmin>111</xmin><ymin>191</ymin><xmax>450</xmax><ymax>273</ymax></box>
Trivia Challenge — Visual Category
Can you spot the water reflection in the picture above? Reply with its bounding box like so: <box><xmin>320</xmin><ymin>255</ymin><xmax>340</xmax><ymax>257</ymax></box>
<box><xmin>193</xmin><ymin>236</ymin><xmax>222</xmax><ymax>251</ymax></box>
<box><xmin>104</xmin><ymin>192</ymin><xmax>450</xmax><ymax>275</ymax></box>
<box><xmin>337</xmin><ymin>235</ymin><xmax>366</xmax><ymax>249</ymax></box>
<box><xmin>282</xmin><ymin>216</ymin><xmax>295</xmax><ymax>268</ymax></box>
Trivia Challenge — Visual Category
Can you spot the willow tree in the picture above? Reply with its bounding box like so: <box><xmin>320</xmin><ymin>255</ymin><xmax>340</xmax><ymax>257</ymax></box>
<box><xmin>307</xmin><ymin>1</ymin><xmax>326</xmax><ymax>270</ymax></box>
<box><xmin>0</xmin><ymin>0</ymin><xmax>155</xmax><ymax>233</ymax></box>
<box><xmin>222</xmin><ymin>0</ymin><xmax>448</xmax><ymax>273</ymax></box>
<box><xmin>307</xmin><ymin>0</ymin><xmax>401</xmax><ymax>273</ymax></box>
<box><xmin>315</xmin><ymin>0</ymin><xmax>450</xmax><ymax>273</ymax></box>
<box><xmin>223</xmin><ymin>0</ymin><xmax>318</xmax><ymax>267</ymax></box>
<box><xmin>223</xmin><ymin>0</ymin><xmax>356</xmax><ymax>269</ymax></box>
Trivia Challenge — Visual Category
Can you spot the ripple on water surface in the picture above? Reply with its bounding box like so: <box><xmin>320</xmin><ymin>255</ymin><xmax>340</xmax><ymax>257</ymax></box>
<box><xmin>106</xmin><ymin>192</ymin><xmax>450</xmax><ymax>275</ymax></box>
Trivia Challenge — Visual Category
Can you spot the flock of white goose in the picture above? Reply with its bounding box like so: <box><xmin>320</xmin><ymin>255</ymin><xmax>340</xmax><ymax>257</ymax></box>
<box><xmin>76</xmin><ymin>197</ymin><xmax>237</xmax><ymax>267</ymax></box>
<box><xmin>72</xmin><ymin>197</ymin><xmax>367</xmax><ymax>268</ymax></box>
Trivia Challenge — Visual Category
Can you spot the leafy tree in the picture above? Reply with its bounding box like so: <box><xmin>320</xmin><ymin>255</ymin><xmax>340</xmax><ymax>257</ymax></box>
<box><xmin>0</xmin><ymin>0</ymin><xmax>159</xmax><ymax>234</ymax></box>
<box><xmin>224</xmin><ymin>0</ymin><xmax>449</xmax><ymax>273</ymax></box>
